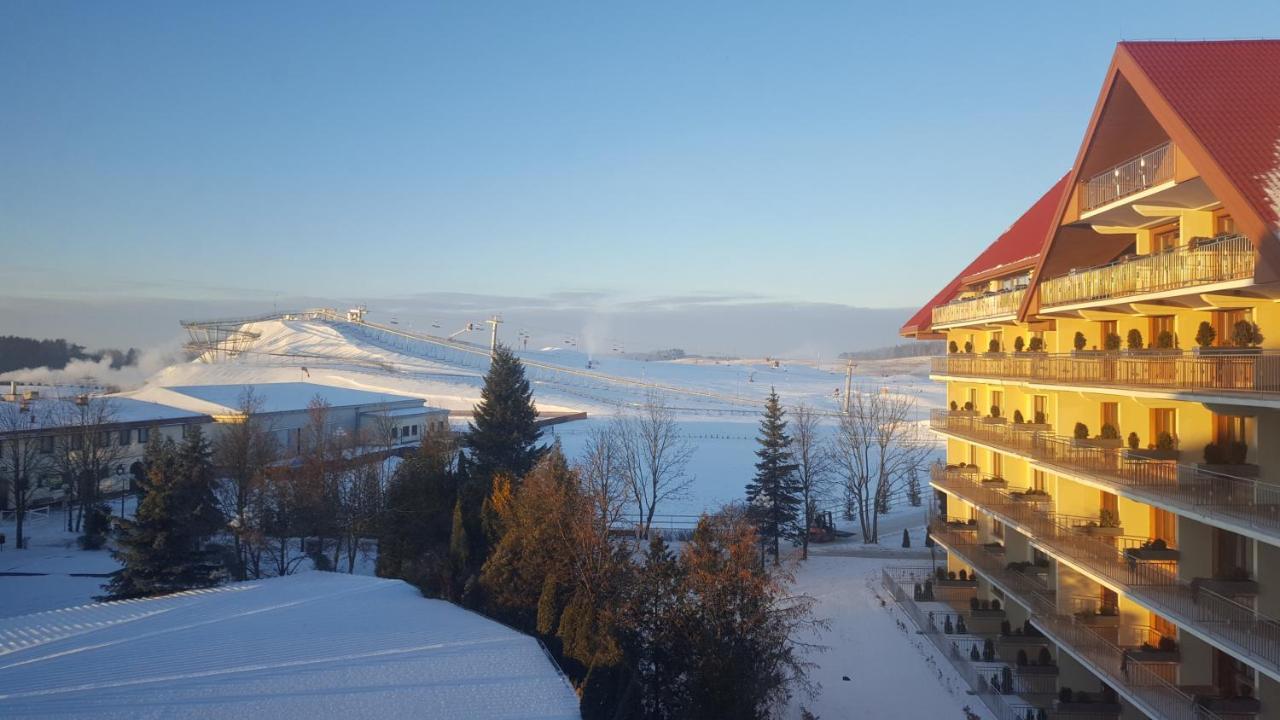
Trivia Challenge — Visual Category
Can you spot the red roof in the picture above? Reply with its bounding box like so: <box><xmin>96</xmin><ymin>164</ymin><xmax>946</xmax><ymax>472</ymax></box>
<box><xmin>1122</xmin><ymin>40</ymin><xmax>1280</xmax><ymax>231</ymax></box>
<box><xmin>900</xmin><ymin>174</ymin><xmax>1069</xmax><ymax>337</ymax></box>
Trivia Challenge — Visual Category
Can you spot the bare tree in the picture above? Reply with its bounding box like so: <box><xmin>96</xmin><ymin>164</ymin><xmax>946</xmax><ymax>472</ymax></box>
<box><xmin>618</xmin><ymin>394</ymin><xmax>695</xmax><ymax>539</ymax></box>
<box><xmin>213</xmin><ymin>388</ymin><xmax>278</xmax><ymax>580</ymax></box>
<box><xmin>574</xmin><ymin>422</ymin><xmax>629</xmax><ymax>541</ymax></box>
<box><xmin>830</xmin><ymin>387</ymin><xmax>930</xmax><ymax>544</ymax></box>
<box><xmin>789</xmin><ymin>403</ymin><xmax>832</xmax><ymax>560</ymax></box>
<box><xmin>50</xmin><ymin>395</ymin><xmax>126</xmax><ymax>533</ymax></box>
<box><xmin>0</xmin><ymin>402</ymin><xmax>54</xmax><ymax>550</ymax></box>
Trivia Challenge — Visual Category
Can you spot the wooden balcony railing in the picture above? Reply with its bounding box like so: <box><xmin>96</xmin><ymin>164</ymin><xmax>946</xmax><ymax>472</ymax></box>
<box><xmin>932</xmin><ymin>349</ymin><xmax>1280</xmax><ymax>396</ymax></box>
<box><xmin>927</xmin><ymin>526</ymin><xmax>1223</xmax><ymax>720</ymax></box>
<box><xmin>930</xmin><ymin>465</ymin><xmax>1280</xmax><ymax>679</ymax></box>
<box><xmin>928</xmin><ymin>411</ymin><xmax>1280</xmax><ymax>540</ymax></box>
<box><xmin>1040</xmin><ymin>233</ymin><xmax>1253</xmax><ymax>308</ymax></box>
<box><xmin>931</xmin><ymin>287</ymin><xmax>1026</xmax><ymax>328</ymax></box>
<box><xmin>1080</xmin><ymin>141</ymin><xmax>1175</xmax><ymax>212</ymax></box>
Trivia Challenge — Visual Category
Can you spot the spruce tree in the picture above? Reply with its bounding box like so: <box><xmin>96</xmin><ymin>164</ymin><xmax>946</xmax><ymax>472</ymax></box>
<box><xmin>465</xmin><ymin>344</ymin><xmax>545</xmax><ymax>487</ymax></box>
<box><xmin>745</xmin><ymin>389</ymin><xmax>801</xmax><ymax>565</ymax></box>
<box><xmin>101</xmin><ymin>429</ymin><xmax>226</xmax><ymax>600</ymax></box>
<box><xmin>448</xmin><ymin>497</ymin><xmax>469</xmax><ymax>577</ymax></box>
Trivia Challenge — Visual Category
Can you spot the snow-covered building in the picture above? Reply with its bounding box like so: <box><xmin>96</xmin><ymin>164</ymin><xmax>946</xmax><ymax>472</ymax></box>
<box><xmin>0</xmin><ymin>572</ymin><xmax>580</xmax><ymax>719</ymax></box>
<box><xmin>0</xmin><ymin>381</ymin><xmax>448</xmax><ymax>510</ymax></box>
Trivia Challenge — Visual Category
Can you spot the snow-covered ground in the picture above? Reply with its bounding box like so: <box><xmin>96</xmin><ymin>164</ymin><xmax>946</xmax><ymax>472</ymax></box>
<box><xmin>0</xmin><ymin>573</ymin><xmax>579</xmax><ymax>720</ymax></box>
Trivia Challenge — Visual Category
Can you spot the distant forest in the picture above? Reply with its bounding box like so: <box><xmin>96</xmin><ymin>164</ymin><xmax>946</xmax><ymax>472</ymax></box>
<box><xmin>840</xmin><ymin>341</ymin><xmax>944</xmax><ymax>360</ymax></box>
<box><xmin>0</xmin><ymin>336</ymin><xmax>140</xmax><ymax>375</ymax></box>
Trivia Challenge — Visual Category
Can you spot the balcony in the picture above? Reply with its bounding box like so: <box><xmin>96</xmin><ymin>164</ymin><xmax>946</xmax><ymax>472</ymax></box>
<box><xmin>1039</xmin><ymin>233</ymin><xmax>1254</xmax><ymax>309</ymax></box>
<box><xmin>932</xmin><ymin>287</ymin><xmax>1026</xmax><ymax>328</ymax></box>
<box><xmin>1080</xmin><ymin>142</ymin><xmax>1176</xmax><ymax>213</ymax></box>
<box><xmin>932</xmin><ymin>349</ymin><xmax>1280</xmax><ymax>398</ymax></box>
<box><xmin>930</xmin><ymin>466</ymin><xmax>1280</xmax><ymax>681</ymax></box>
<box><xmin>929</xmin><ymin>524</ymin><xmax>1225</xmax><ymax>720</ymax></box>
<box><xmin>928</xmin><ymin>410</ymin><xmax>1280</xmax><ymax>541</ymax></box>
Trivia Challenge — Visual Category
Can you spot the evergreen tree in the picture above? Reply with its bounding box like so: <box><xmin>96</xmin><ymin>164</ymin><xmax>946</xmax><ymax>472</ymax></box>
<box><xmin>907</xmin><ymin>467</ymin><xmax>922</xmax><ymax>507</ymax></box>
<box><xmin>465</xmin><ymin>344</ymin><xmax>545</xmax><ymax>489</ymax></box>
<box><xmin>376</xmin><ymin>440</ymin><xmax>459</xmax><ymax>595</ymax></box>
<box><xmin>744</xmin><ymin>390</ymin><xmax>801</xmax><ymax>564</ymax></box>
<box><xmin>901</xmin><ymin>528</ymin><xmax>911</xmax><ymax>548</ymax></box>
<box><xmin>100</xmin><ymin>430</ymin><xmax>226</xmax><ymax>600</ymax></box>
<box><xmin>536</xmin><ymin>572</ymin><xmax>560</xmax><ymax>636</ymax></box>
<box><xmin>448</xmin><ymin>497</ymin><xmax>470</xmax><ymax>577</ymax></box>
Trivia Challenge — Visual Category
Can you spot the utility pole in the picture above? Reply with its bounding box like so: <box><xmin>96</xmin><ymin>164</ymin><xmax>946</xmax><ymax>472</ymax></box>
<box><xmin>842</xmin><ymin>359</ymin><xmax>855</xmax><ymax>414</ymax></box>
<box><xmin>485</xmin><ymin>315</ymin><xmax>503</xmax><ymax>357</ymax></box>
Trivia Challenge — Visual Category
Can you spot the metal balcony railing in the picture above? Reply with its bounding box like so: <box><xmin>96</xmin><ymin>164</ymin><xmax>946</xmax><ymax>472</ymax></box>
<box><xmin>1081</xmin><ymin>142</ymin><xmax>1175</xmax><ymax>212</ymax></box>
<box><xmin>932</xmin><ymin>348</ymin><xmax>1280</xmax><ymax>396</ymax></box>
<box><xmin>930</xmin><ymin>467</ymin><xmax>1280</xmax><ymax>680</ymax></box>
<box><xmin>932</xmin><ymin>287</ymin><xmax>1026</xmax><ymax>328</ymax></box>
<box><xmin>928</xmin><ymin>410</ymin><xmax>1280</xmax><ymax>540</ymax></box>
<box><xmin>929</xmin><ymin>525</ymin><xmax>1224</xmax><ymax>720</ymax></box>
<box><xmin>1040</xmin><ymin>233</ymin><xmax>1253</xmax><ymax>308</ymax></box>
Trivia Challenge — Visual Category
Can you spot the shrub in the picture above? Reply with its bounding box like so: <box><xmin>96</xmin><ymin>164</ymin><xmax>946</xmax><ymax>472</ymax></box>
<box><xmin>1098</xmin><ymin>509</ymin><xmax>1121</xmax><ymax>528</ymax></box>
<box><xmin>963</xmin><ymin>401</ymin><xmax>974</xmax><ymax>412</ymax></box>
<box><xmin>1073</xmin><ymin>331</ymin><xmax>1087</xmax><ymax>351</ymax></box>
<box><xmin>1099</xmin><ymin>423</ymin><xmax>1119</xmax><ymax>440</ymax></box>
<box><xmin>970</xmin><ymin>644</ymin><xmax>981</xmax><ymax>661</ymax></box>
<box><xmin>964</xmin><ymin>341</ymin><xmax>974</xmax><ymax>353</ymax></box>
<box><xmin>1013</xmin><ymin>409</ymin><xmax>1024</xmax><ymax>424</ymax></box>
<box><xmin>988</xmin><ymin>338</ymin><xmax>1001</xmax><ymax>353</ymax></box>
<box><xmin>949</xmin><ymin>340</ymin><xmax>959</xmax><ymax>354</ymax></box>
<box><xmin>1127</xmin><ymin>328</ymin><xmax>1143</xmax><ymax>350</ymax></box>
<box><xmin>958</xmin><ymin>569</ymin><xmax>968</xmax><ymax>581</ymax></box>
<box><xmin>1074</xmin><ymin>422</ymin><xmax>1089</xmax><ymax>440</ymax></box>
<box><xmin>1231</xmin><ymin>320</ymin><xmax>1263</xmax><ymax>348</ymax></box>
<box><xmin>902</xmin><ymin>528</ymin><xmax>911</xmax><ymax>548</ymax></box>
<box><xmin>956</xmin><ymin>616</ymin><xmax>968</xmax><ymax>634</ymax></box>
<box><xmin>936</xmin><ymin>566</ymin><xmax>947</xmax><ymax>581</ymax></box>
<box><xmin>944</xmin><ymin>616</ymin><xmax>954</xmax><ymax>634</ymax></box>
<box><xmin>950</xmin><ymin>400</ymin><xmax>958</xmax><ymax>411</ymax></box>
<box><xmin>1058</xmin><ymin>687</ymin><xmax>1073</xmax><ymax>704</ymax></box>
<box><xmin>948</xmin><ymin>570</ymin><xmax>957</xmax><ymax>581</ymax></box>
<box><xmin>1103</xmin><ymin>333</ymin><xmax>1122</xmax><ymax>351</ymax></box>
<box><xmin>990</xmin><ymin>598</ymin><xmax>1000</xmax><ymax>610</ymax></box>
<box><xmin>1196</xmin><ymin>320</ymin><xmax>1216</xmax><ymax>348</ymax></box>
<box><xmin>970</xmin><ymin>596</ymin><xmax>980</xmax><ymax>611</ymax></box>
<box><xmin>1001</xmin><ymin>666</ymin><xmax>1013</xmax><ymax>695</ymax></box>
<box><xmin>982</xmin><ymin>638</ymin><xmax>994</xmax><ymax>662</ymax></box>
<box><xmin>1033</xmin><ymin>410</ymin><xmax>1046</xmax><ymax>424</ymax></box>
<box><xmin>1147</xmin><ymin>537</ymin><xmax>1168</xmax><ymax>550</ymax></box>
<box><xmin>1014</xmin><ymin>336</ymin><xmax>1025</xmax><ymax>352</ymax></box>
<box><xmin>1016</xmin><ymin>649</ymin><xmax>1028</xmax><ymax>666</ymax></box>
<box><xmin>1028</xmin><ymin>336</ymin><xmax>1045</xmax><ymax>352</ymax></box>
<box><xmin>991</xmin><ymin>673</ymin><xmax>1001</xmax><ymax>692</ymax></box>
<box><xmin>1156</xmin><ymin>330</ymin><xmax>1175</xmax><ymax>349</ymax></box>
<box><xmin>1155</xmin><ymin>431</ymin><xmax>1175</xmax><ymax>451</ymax></box>
<box><xmin>1203</xmin><ymin>442</ymin><xmax>1225</xmax><ymax>465</ymax></box>
<box><xmin>1157</xmin><ymin>635</ymin><xmax>1177</xmax><ymax>652</ymax></box>
<box><xmin>1127</xmin><ymin>431</ymin><xmax>1139</xmax><ymax>450</ymax></box>
<box><xmin>1000</xmin><ymin>619</ymin><xmax>1012</xmax><ymax>636</ymax></box>
<box><xmin>1038</xmin><ymin>646</ymin><xmax>1053</xmax><ymax>666</ymax></box>
<box><xmin>990</xmin><ymin>405</ymin><xmax>1001</xmax><ymax>418</ymax></box>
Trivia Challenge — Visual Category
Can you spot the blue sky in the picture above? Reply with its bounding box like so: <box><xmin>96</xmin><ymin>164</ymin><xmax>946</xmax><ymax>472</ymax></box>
<box><xmin>3</xmin><ymin>1</ymin><xmax>1279</xmax><ymax>316</ymax></box>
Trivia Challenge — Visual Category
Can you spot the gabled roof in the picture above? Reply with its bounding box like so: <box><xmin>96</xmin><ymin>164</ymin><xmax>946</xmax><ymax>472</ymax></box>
<box><xmin>1121</xmin><ymin>40</ymin><xmax>1280</xmax><ymax>232</ymax></box>
<box><xmin>1021</xmin><ymin>40</ymin><xmax>1280</xmax><ymax>317</ymax></box>
<box><xmin>900</xmin><ymin>174</ymin><xmax>1070</xmax><ymax>337</ymax></box>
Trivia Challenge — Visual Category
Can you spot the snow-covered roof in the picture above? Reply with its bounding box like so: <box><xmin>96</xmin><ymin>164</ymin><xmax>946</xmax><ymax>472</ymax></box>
<box><xmin>124</xmin><ymin>381</ymin><xmax>428</xmax><ymax>417</ymax></box>
<box><xmin>0</xmin><ymin>573</ymin><xmax>579</xmax><ymax>719</ymax></box>
<box><xmin>361</xmin><ymin>406</ymin><xmax>441</xmax><ymax>419</ymax></box>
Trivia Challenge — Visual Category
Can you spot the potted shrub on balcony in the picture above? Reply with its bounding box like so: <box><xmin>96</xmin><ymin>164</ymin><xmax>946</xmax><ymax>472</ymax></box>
<box><xmin>938</xmin><ymin>568</ymin><xmax>978</xmax><ymax>587</ymax></box>
<box><xmin>1072</xmin><ymin>331</ymin><xmax>1088</xmax><ymax>353</ymax></box>
<box><xmin>981</xmin><ymin>404</ymin><xmax>1006</xmax><ymax>424</ymax></box>
<box><xmin>1124</xmin><ymin>537</ymin><xmax>1179</xmax><ymax>562</ymax></box>
<box><xmin>1018</xmin><ymin>409</ymin><xmax>1051</xmax><ymax>433</ymax></box>
<box><xmin>1125</xmin><ymin>328</ymin><xmax>1143</xmax><ymax>352</ymax></box>
<box><xmin>986</xmin><ymin>338</ymin><xmax>1003</xmax><ymax>355</ymax></box>
<box><xmin>1081</xmin><ymin>422</ymin><xmax>1122</xmax><ymax>449</ymax></box>
<box><xmin>1230</xmin><ymin>320</ymin><xmax>1264</xmax><ymax>355</ymax></box>
<box><xmin>1194</xmin><ymin>568</ymin><xmax>1260</xmax><ymax>597</ymax></box>
<box><xmin>980</xmin><ymin>475</ymin><xmax>1008</xmax><ymax>488</ymax></box>
<box><xmin>1011</xmin><ymin>487</ymin><xmax>1051</xmax><ymax>504</ymax></box>
<box><xmin>1015</xmin><ymin>646</ymin><xmax>1059</xmax><ymax>676</ymax></box>
<box><xmin>1055</xmin><ymin>687</ymin><xmax>1122</xmax><ymax>716</ymax></box>
<box><xmin>1103</xmin><ymin>332</ymin><xmax>1122</xmax><ymax>353</ymax></box>
<box><xmin>970</xmin><ymin>597</ymin><xmax>1006</xmax><ymax>618</ymax></box>
<box><xmin>1155</xmin><ymin>329</ymin><xmax>1178</xmax><ymax>351</ymax></box>
<box><xmin>949</xmin><ymin>340</ymin><xmax>959</xmax><ymax>354</ymax></box>
<box><xmin>1071</xmin><ymin>422</ymin><xmax>1090</xmax><ymax>447</ymax></box>
<box><xmin>1073</xmin><ymin>603</ymin><xmax>1120</xmax><ymax>628</ymax></box>
<box><xmin>964</xmin><ymin>340</ymin><xmax>974</xmax><ymax>354</ymax></box>
<box><xmin>1083</xmin><ymin>509</ymin><xmax>1124</xmax><ymax>537</ymax></box>
<box><xmin>1013</xmin><ymin>336</ymin><xmax>1025</xmax><ymax>353</ymax></box>
<box><xmin>1027</xmin><ymin>336</ymin><xmax>1046</xmax><ymax>354</ymax></box>
<box><xmin>1198</xmin><ymin>440</ymin><xmax>1258</xmax><ymax>477</ymax></box>
<box><xmin>1126</xmin><ymin>430</ymin><xmax>1179</xmax><ymax>461</ymax></box>
<box><xmin>953</xmin><ymin>400</ymin><xmax>978</xmax><ymax>417</ymax></box>
<box><xmin>1130</xmin><ymin>634</ymin><xmax>1179</xmax><ymax>662</ymax></box>
<box><xmin>1193</xmin><ymin>321</ymin><xmax>1218</xmax><ymax>355</ymax></box>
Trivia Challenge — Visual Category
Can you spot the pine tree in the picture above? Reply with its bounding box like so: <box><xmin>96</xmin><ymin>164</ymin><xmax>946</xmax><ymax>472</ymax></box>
<box><xmin>448</xmin><ymin>497</ymin><xmax>469</xmax><ymax>577</ymax></box>
<box><xmin>465</xmin><ymin>345</ymin><xmax>545</xmax><ymax>488</ymax></box>
<box><xmin>902</xmin><ymin>528</ymin><xmax>911</xmax><ymax>548</ymax></box>
<box><xmin>100</xmin><ymin>430</ymin><xmax>226</xmax><ymax>600</ymax></box>
<box><xmin>536</xmin><ymin>573</ymin><xmax>560</xmax><ymax>636</ymax></box>
<box><xmin>744</xmin><ymin>389</ymin><xmax>801</xmax><ymax>564</ymax></box>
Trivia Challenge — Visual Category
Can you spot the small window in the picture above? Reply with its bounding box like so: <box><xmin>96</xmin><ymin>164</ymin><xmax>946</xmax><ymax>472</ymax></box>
<box><xmin>39</xmin><ymin>436</ymin><xmax>54</xmax><ymax>454</ymax></box>
<box><xmin>411</xmin><ymin>424</ymin><xmax>418</xmax><ymax>436</ymax></box>
<box><xmin>1151</xmin><ymin>222</ymin><xmax>1179</xmax><ymax>253</ymax></box>
<box><xmin>137</xmin><ymin>427</ymin><xmax>150</xmax><ymax>444</ymax></box>
<box><xmin>118</xmin><ymin>429</ymin><xmax>132</xmax><ymax>447</ymax></box>
<box><xmin>401</xmin><ymin>426</ymin><xmax>410</xmax><ymax>439</ymax></box>
<box><xmin>1215</xmin><ymin>212</ymin><xmax>1236</xmax><ymax>235</ymax></box>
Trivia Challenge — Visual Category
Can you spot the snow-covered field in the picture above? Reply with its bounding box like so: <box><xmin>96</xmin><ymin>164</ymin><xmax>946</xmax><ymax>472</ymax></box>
<box><xmin>0</xmin><ymin>573</ymin><xmax>580</xmax><ymax>719</ymax></box>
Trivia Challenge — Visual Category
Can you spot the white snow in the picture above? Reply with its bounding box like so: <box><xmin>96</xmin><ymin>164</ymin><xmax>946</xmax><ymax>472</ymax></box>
<box><xmin>0</xmin><ymin>573</ymin><xmax>579</xmax><ymax>720</ymax></box>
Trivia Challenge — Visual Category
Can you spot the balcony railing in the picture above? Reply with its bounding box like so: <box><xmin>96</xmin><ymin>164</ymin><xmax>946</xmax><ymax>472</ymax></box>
<box><xmin>928</xmin><ymin>410</ymin><xmax>1280</xmax><ymax>540</ymax></box>
<box><xmin>881</xmin><ymin>567</ymin><xmax>1040</xmax><ymax>720</ymax></box>
<box><xmin>932</xmin><ymin>287</ymin><xmax>1026</xmax><ymax>328</ymax></box>
<box><xmin>930</xmin><ymin>466</ymin><xmax>1280</xmax><ymax>680</ymax></box>
<box><xmin>932</xmin><ymin>349</ymin><xmax>1280</xmax><ymax>396</ymax></box>
<box><xmin>1040</xmin><ymin>233</ymin><xmax>1254</xmax><ymax>308</ymax></box>
<box><xmin>1081</xmin><ymin>142</ymin><xmax>1175</xmax><ymax>212</ymax></box>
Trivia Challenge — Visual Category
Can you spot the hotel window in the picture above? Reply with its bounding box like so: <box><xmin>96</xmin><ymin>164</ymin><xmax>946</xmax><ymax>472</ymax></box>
<box><xmin>990</xmin><ymin>390</ymin><xmax>1003</xmax><ymax>416</ymax></box>
<box><xmin>1099</xmin><ymin>320</ymin><xmax>1117</xmax><ymax>348</ymax></box>
<box><xmin>1033</xmin><ymin>395</ymin><xmax>1047</xmax><ymax>424</ymax></box>
<box><xmin>1100</xmin><ymin>490</ymin><xmax>1118</xmax><ymax>520</ymax></box>
<box><xmin>1212</xmin><ymin>413</ymin><xmax>1247</xmax><ymax>447</ymax></box>
<box><xmin>992</xmin><ymin>519</ymin><xmax>1004</xmax><ymax>540</ymax></box>
<box><xmin>968</xmin><ymin>444</ymin><xmax>978</xmax><ymax>467</ymax></box>
<box><xmin>966</xmin><ymin>387</ymin><xmax>977</xmax><ymax>410</ymax></box>
<box><xmin>411</xmin><ymin>424</ymin><xmax>418</xmax><ymax>436</ymax></box>
<box><xmin>137</xmin><ymin>427</ymin><xmax>149</xmax><ymax>444</ymax></box>
<box><xmin>1148</xmin><ymin>316</ymin><xmax>1174</xmax><ymax>346</ymax></box>
<box><xmin>1151</xmin><ymin>222</ymin><xmax>1179</xmax><ymax>253</ymax></box>
<box><xmin>1150</xmin><ymin>507</ymin><xmax>1177</xmax><ymax>547</ymax></box>
<box><xmin>1215</xmin><ymin>211</ymin><xmax>1236</xmax><ymax>235</ymax></box>
<box><xmin>1211</xmin><ymin>309</ymin><xmax>1249</xmax><ymax>347</ymax></box>
<box><xmin>991</xmin><ymin>453</ymin><xmax>1003</xmax><ymax>480</ymax></box>
<box><xmin>118</xmin><ymin>429</ymin><xmax>131</xmax><ymax>447</ymax></box>
<box><xmin>1100</xmin><ymin>402</ymin><xmax>1119</xmax><ymax>433</ymax></box>
<box><xmin>1100</xmin><ymin>587</ymin><xmax>1119</xmax><ymax>615</ymax></box>
<box><xmin>1032</xmin><ymin>470</ymin><xmax>1046</xmax><ymax>493</ymax></box>
<box><xmin>991</xmin><ymin>331</ymin><xmax>1002</xmax><ymax>352</ymax></box>
<box><xmin>1150</xmin><ymin>409</ymin><xmax>1176</xmax><ymax>445</ymax></box>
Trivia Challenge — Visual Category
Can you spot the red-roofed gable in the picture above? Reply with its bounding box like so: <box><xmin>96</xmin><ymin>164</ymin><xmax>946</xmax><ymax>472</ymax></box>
<box><xmin>1121</xmin><ymin>40</ymin><xmax>1280</xmax><ymax>232</ymax></box>
<box><xmin>900</xmin><ymin>174</ymin><xmax>1069</xmax><ymax>337</ymax></box>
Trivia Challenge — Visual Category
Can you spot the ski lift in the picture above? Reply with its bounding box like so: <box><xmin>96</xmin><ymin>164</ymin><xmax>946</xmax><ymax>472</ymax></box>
<box><xmin>431</xmin><ymin>321</ymin><xmax>441</xmax><ymax>329</ymax></box>
<box><xmin>389</xmin><ymin>318</ymin><xmax>399</xmax><ymax>325</ymax></box>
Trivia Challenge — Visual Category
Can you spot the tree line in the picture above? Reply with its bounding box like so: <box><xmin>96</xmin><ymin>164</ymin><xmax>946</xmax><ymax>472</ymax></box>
<box><xmin>0</xmin><ymin>335</ymin><xmax>139</xmax><ymax>374</ymax></box>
